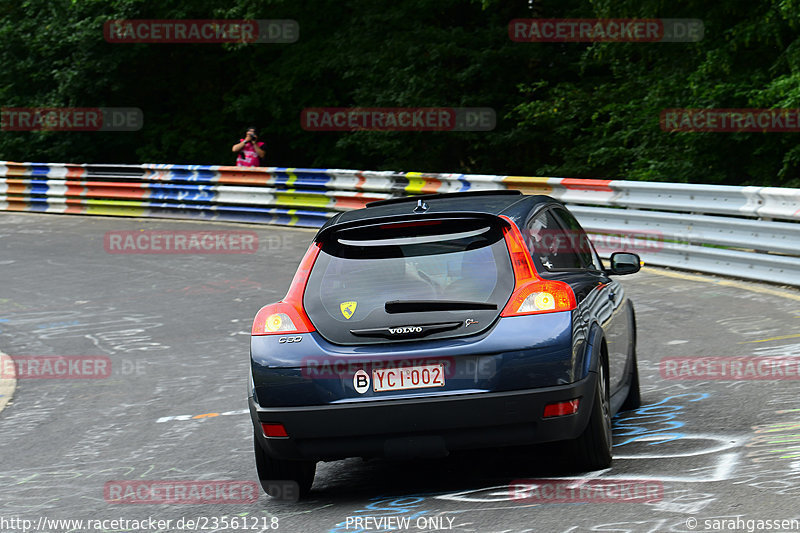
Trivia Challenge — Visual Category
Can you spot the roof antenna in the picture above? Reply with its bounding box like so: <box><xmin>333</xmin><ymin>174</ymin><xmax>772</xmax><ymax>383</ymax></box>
<box><xmin>413</xmin><ymin>198</ymin><xmax>429</xmax><ymax>213</ymax></box>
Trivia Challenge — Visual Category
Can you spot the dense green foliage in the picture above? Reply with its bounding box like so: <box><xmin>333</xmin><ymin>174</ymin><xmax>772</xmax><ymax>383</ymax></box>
<box><xmin>1</xmin><ymin>0</ymin><xmax>799</xmax><ymax>185</ymax></box>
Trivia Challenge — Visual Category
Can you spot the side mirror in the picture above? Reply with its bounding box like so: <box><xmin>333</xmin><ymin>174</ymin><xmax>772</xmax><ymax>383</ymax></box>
<box><xmin>609</xmin><ymin>252</ymin><xmax>641</xmax><ymax>275</ymax></box>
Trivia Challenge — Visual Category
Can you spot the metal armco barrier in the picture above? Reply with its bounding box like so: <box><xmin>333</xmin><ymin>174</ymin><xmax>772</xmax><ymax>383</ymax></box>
<box><xmin>2</xmin><ymin>161</ymin><xmax>799</xmax><ymax>286</ymax></box>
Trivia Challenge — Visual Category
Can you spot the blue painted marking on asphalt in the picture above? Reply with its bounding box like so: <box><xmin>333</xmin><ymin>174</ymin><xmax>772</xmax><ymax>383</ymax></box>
<box><xmin>612</xmin><ymin>392</ymin><xmax>710</xmax><ymax>446</ymax></box>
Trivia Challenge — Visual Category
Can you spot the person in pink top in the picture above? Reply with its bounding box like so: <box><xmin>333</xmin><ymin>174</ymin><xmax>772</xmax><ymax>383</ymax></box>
<box><xmin>232</xmin><ymin>126</ymin><xmax>265</xmax><ymax>167</ymax></box>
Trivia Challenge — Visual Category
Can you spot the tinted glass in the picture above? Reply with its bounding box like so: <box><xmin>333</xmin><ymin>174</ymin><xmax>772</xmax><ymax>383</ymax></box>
<box><xmin>303</xmin><ymin>218</ymin><xmax>514</xmax><ymax>342</ymax></box>
<box><xmin>524</xmin><ymin>208</ymin><xmax>589</xmax><ymax>270</ymax></box>
<box><xmin>311</xmin><ymin>221</ymin><xmax>507</xmax><ymax>316</ymax></box>
<box><xmin>551</xmin><ymin>207</ymin><xmax>602</xmax><ymax>270</ymax></box>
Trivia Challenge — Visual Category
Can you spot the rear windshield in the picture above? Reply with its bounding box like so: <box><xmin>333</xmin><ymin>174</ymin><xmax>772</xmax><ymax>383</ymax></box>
<box><xmin>304</xmin><ymin>218</ymin><xmax>513</xmax><ymax>329</ymax></box>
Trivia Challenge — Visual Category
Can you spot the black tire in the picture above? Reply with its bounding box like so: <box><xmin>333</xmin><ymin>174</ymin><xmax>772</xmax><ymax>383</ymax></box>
<box><xmin>570</xmin><ymin>362</ymin><xmax>613</xmax><ymax>470</ymax></box>
<box><xmin>621</xmin><ymin>304</ymin><xmax>641</xmax><ymax>411</ymax></box>
<box><xmin>253</xmin><ymin>434</ymin><xmax>316</xmax><ymax>501</ymax></box>
<box><xmin>620</xmin><ymin>352</ymin><xmax>641</xmax><ymax>411</ymax></box>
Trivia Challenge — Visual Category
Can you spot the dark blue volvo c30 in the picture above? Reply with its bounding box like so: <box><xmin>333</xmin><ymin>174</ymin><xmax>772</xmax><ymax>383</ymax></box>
<box><xmin>248</xmin><ymin>190</ymin><xmax>641</xmax><ymax>497</ymax></box>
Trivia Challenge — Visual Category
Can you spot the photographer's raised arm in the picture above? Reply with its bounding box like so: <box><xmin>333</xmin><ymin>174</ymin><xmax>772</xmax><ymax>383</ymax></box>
<box><xmin>234</xmin><ymin>129</ymin><xmax>255</xmax><ymax>152</ymax></box>
<box><xmin>252</xmin><ymin>142</ymin><xmax>265</xmax><ymax>158</ymax></box>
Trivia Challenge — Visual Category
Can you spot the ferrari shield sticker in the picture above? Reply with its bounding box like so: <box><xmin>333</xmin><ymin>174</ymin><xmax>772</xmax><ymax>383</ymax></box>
<box><xmin>340</xmin><ymin>301</ymin><xmax>357</xmax><ymax>320</ymax></box>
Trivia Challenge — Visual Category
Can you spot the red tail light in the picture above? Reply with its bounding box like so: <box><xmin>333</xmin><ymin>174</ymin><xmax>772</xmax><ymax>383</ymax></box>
<box><xmin>543</xmin><ymin>399</ymin><xmax>580</xmax><ymax>418</ymax></box>
<box><xmin>261</xmin><ymin>423</ymin><xmax>289</xmax><ymax>438</ymax></box>
<box><xmin>251</xmin><ymin>243</ymin><xmax>320</xmax><ymax>335</ymax></box>
<box><xmin>499</xmin><ymin>216</ymin><xmax>576</xmax><ymax>317</ymax></box>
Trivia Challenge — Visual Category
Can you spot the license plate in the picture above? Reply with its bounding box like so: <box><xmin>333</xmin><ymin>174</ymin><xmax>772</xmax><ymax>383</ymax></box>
<box><xmin>373</xmin><ymin>364</ymin><xmax>445</xmax><ymax>392</ymax></box>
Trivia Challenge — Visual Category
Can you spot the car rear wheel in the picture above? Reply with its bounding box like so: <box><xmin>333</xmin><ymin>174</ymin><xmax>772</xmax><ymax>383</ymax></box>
<box><xmin>253</xmin><ymin>434</ymin><xmax>316</xmax><ymax>500</ymax></box>
<box><xmin>620</xmin><ymin>352</ymin><xmax>641</xmax><ymax>411</ymax></box>
<box><xmin>570</xmin><ymin>362</ymin><xmax>613</xmax><ymax>470</ymax></box>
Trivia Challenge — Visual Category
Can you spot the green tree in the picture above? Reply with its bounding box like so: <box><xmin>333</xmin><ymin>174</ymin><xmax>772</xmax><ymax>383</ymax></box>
<box><xmin>1</xmin><ymin>0</ymin><xmax>799</xmax><ymax>186</ymax></box>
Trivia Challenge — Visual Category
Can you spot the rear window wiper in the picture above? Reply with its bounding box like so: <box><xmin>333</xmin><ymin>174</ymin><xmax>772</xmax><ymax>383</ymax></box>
<box><xmin>385</xmin><ymin>300</ymin><xmax>497</xmax><ymax>313</ymax></box>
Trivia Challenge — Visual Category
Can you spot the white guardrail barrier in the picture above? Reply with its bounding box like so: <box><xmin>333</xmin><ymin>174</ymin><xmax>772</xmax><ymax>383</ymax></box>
<box><xmin>1</xmin><ymin>162</ymin><xmax>799</xmax><ymax>286</ymax></box>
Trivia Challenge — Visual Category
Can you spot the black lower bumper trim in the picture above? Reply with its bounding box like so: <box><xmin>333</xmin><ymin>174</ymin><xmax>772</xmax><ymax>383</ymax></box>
<box><xmin>250</xmin><ymin>374</ymin><xmax>596</xmax><ymax>461</ymax></box>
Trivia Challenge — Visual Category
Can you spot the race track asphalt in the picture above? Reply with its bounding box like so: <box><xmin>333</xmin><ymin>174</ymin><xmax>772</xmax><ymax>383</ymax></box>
<box><xmin>1</xmin><ymin>212</ymin><xmax>799</xmax><ymax>533</ymax></box>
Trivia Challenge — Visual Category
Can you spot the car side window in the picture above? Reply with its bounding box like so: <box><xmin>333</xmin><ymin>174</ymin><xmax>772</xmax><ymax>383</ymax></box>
<box><xmin>551</xmin><ymin>207</ymin><xmax>603</xmax><ymax>271</ymax></box>
<box><xmin>524</xmin><ymin>208</ymin><xmax>586</xmax><ymax>270</ymax></box>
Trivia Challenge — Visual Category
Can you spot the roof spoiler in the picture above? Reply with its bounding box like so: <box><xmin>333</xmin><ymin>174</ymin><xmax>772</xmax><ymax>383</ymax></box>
<box><xmin>314</xmin><ymin>212</ymin><xmax>510</xmax><ymax>242</ymax></box>
<box><xmin>365</xmin><ymin>189</ymin><xmax>522</xmax><ymax>208</ymax></box>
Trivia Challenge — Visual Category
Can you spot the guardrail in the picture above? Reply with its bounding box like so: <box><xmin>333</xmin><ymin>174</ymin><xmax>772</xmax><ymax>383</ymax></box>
<box><xmin>2</xmin><ymin>161</ymin><xmax>799</xmax><ymax>286</ymax></box>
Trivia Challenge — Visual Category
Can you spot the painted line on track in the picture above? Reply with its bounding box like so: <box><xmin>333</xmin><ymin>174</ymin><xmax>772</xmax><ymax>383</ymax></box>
<box><xmin>643</xmin><ymin>267</ymin><xmax>800</xmax><ymax>302</ymax></box>
<box><xmin>739</xmin><ymin>333</ymin><xmax>800</xmax><ymax>344</ymax></box>
<box><xmin>0</xmin><ymin>350</ymin><xmax>16</xmax><ymax>416</ymax></box>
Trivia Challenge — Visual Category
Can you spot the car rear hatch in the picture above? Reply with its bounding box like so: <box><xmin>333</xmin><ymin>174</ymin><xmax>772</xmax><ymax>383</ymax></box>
<box><xmin>303</xmin><ymin>215</ymin><xmax>515</xmax><ymax>345</ymax></box>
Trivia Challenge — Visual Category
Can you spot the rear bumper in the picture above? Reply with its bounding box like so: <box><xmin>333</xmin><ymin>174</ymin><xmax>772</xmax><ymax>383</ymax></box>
<box><xmin>250</xmin><ymin>372</ymin><xmax>597</xmax><ymax>461</ymax></box>
<box><xmin>250</xmin><ymin>313</ymin><xmax>584</xmax><ymax>407</ymax></box>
